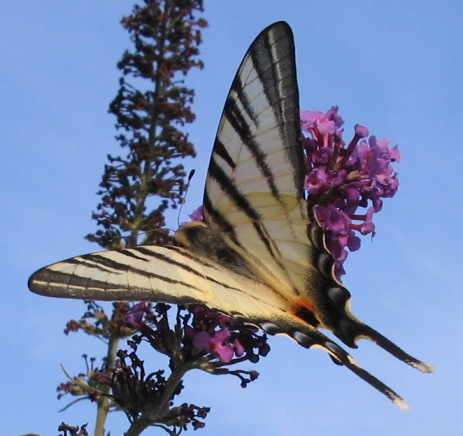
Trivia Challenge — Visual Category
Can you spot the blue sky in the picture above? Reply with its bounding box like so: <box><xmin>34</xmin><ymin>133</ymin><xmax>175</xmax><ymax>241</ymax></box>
<box><xmin>2</xmin><ymin>1</ymin><xmax>463</xmax><ymax>435</ymax></box>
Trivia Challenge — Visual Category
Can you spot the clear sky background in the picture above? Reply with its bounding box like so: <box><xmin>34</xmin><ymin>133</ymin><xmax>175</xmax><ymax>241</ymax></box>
<box><xmin>2</xmin><ymin>1</ymin><xmax>462</xmax><ymax>435</ymax></box>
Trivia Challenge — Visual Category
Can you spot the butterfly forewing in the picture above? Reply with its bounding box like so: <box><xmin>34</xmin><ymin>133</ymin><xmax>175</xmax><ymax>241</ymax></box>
<box><xmin>204</xmin><ymin>23</ymin><xmax>304</xmax><ymax>215</ymax></box>
<box><xmin>203</xmin><ymin>22</ymin><xmax>317</xmax><ymax>295</ymax></box>
<box><xmin>29</xmin><ymin>245</ymin><xmax>292</xmax><ymax>317</ymax></box>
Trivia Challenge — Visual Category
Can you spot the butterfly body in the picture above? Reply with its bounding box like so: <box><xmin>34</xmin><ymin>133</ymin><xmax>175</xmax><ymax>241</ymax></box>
<box><xmin>29</xmin><ymin>21</ymin><xmax>431</xmax><ymax>409</ymax></box>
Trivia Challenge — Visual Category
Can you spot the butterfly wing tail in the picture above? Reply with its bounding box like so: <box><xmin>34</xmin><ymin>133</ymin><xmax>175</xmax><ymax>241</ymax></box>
<box><xmin>317</xmin><ymin>285</ymin><xmax>433</xmax><ymax>374</ymax></box>
<box><xmin>261</xmin><ymin>318</ymin><xmax>409</xmax><ymax>410</ymax></box>
<box><xmin>349</xmin><ymin>322</ymin><xmax>433</xmax><ymax>374</ymax></box>
<box><xmin>318</xmin><ymin>340</ymin><xmax>409</xmax><ymax>411</ymax></box>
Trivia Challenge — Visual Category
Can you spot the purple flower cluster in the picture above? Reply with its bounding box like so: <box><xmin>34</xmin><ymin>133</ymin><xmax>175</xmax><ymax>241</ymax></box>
<box><xmin>125</xmin><ymin>303</ymin><xmax>268</xmax><ymax>371</ymax></box>
<box><xmin>186</xmin><ymin>306</ymin><xmax>269</xmax><ymax>365</ymax></box>
<box><xmin>301</xmin><ymin>106</ymin><xmax>400</xmax><ymax>278</ymax></box>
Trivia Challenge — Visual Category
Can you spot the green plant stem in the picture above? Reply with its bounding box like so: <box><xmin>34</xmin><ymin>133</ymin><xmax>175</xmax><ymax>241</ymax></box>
<box><xmin>94</xmin><ymin>334</ymin><xmax>120</xmax><ymax>436</ymax></box>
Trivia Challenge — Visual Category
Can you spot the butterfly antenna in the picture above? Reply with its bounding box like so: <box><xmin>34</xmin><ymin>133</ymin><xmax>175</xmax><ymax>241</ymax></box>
<box><xmin>177</xmin><ymin>169</ymin><xmax>196</xmax><ymax>228</ymax></box>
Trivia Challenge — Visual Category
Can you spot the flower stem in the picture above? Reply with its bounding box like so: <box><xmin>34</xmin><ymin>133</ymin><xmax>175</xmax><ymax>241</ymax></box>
<box><xmin>94</xmin><ymin>334</ymin><xmax>120</xmax><ymax>436</ymax></box>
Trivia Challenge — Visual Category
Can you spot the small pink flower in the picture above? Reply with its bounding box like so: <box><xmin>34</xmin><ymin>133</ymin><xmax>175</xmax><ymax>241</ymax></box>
<box><xmin>193</xmin><ymin>329</ymin><xmax>234</xmax><ymax>362</ymax></box>
<box><xmin>188</xmin><ymin>206</ymin><xmax>204</xmax><ymax>221</ymax></box>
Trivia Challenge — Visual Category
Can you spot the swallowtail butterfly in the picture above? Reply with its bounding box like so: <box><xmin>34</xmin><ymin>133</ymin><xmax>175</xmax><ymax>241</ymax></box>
<box><xmin>28</xmin><ymin>22</ymin><xmax>432</xmax><ymax>409</ymax></box>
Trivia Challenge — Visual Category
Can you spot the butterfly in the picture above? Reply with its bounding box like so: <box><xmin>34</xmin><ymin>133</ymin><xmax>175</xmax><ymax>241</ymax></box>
<box><xmin>28</xmin><ymin>21</ymin><xmax>432</xmax><ymax>409</ymax></box>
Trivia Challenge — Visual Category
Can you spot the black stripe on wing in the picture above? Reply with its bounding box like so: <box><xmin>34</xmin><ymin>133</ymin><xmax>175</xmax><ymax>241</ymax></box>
<box><xmin>231</xmin><ymin>75</ymin><xmax>258</xmax><ymax>132</ymax></box>
<box><xmin>204</xmin><ymin>162</ymin><xmax>282</xmax><ymax>262</ymax></box>
<box><xmin>220</xmin><ymin>95</ymin><xmax>281</xmax><ymax>199</ymax></box>
<box><xmin>212</xmin><ymin>139</ymin><xmax>236</xmax><ymax>170</ymax></box>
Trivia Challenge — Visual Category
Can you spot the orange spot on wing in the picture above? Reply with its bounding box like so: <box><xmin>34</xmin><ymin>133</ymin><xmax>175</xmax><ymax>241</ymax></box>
<box><xmin>291</xmin><ymin>296</ymin><xmax>315</xmax><ymax>313</ymax></box>
<box><xmin>290</xmin><ymin>296</ymin><xmax>319</xmax><ymax>327</ymax></box>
